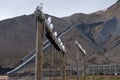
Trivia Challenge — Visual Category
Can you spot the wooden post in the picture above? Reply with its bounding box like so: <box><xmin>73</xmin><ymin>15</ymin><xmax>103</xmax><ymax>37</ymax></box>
<box><xmin>62</xmin><ymin>53</ymin><xmax>66</xmax><ymax>80</ymax></box>
<box><xmin>35</xmin><ymin>20</ymin><xmax>44</xmax><ymax>80</ymax></box>
<box><xmin>77</xmin><ymin>53</ymin><xmax>80</xmax><ymax>80</ymax></box>
<box><xmin>83</xmin><ymin>56</ymin><xmax>86</xmax><ymax>80</ymax></box>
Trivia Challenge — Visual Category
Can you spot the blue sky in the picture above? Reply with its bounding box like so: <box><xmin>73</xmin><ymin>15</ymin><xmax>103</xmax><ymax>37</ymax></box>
<box><xmin>0</xmin><ymin>0</ymin><xmax>117</xmax><ymax>20</ymax></box>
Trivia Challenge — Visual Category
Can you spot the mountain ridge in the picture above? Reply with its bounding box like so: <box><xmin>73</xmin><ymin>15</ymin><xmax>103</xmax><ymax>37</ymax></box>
<box><xmin>0</xmin><ymin>0</ymin><xmax>120</xmax><ymax>68</ymax></box>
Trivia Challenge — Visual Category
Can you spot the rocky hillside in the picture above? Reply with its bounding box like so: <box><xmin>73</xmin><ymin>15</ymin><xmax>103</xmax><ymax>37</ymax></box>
<box><xmin>0</xmin><ymin>0</ymin><xmax>120</xmax><ymax>68</ymax></box>
<box><xmin>0</xmin><ymin>14</ymin><xmax>69</xmax><ymax>67</ymax></box>
<box><xmin>64</xmin><ymin>0</ymin><xmax>120</xmax><ymax>64</ymax></box>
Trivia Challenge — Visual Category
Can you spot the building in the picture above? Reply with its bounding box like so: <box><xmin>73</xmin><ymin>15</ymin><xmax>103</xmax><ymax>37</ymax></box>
<box><xmin>86</xmin><ymin>64</ymin><xmax>120</xmax><ymax>75</ymax></box>
<box><xmin>0</xmin><ymin>75</ymin><xmax>9</xmax><ymax>80</ymax></box>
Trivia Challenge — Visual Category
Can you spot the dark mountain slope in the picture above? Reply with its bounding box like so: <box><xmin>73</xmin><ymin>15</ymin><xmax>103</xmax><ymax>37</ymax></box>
<box><xmin>0</xmin><ymin>14</ymin><xmax>69</xmax><ymax>67</ymax></box>
<box><xmin>0</xmin><ymin>0</ymin><xmax>120</xmax><ymax>68</ymax></box>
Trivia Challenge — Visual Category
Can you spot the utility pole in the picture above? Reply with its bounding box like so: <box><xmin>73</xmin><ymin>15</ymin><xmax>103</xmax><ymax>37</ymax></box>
<box><xmin>61</xmin><ymin>53</ymin><xmax>66</xmax><ymax>80</ymax></box>
<box><xmin>35</xmin><ymin>20</ymin><xmax>44</xmax><ymax>80</ymax></box>
<box><xmin>34</xmin><ymin>4</ymin><xmax>66</xmax><ymax>80</ymax></box>
<box><xmin>76</xmin><ymin>53</ymin><xmax>80</xmax><ymax>80</ymax></box>
<box><xmin>83</xmin><ymin>56</ymin><xmax>86</xmax><ymax>80</ymax></box>
<box><xmin>74</xmin><ymin>40</ymin><xmax>86</xmax><ymax>80</ymax></box>
<box><xmin>34</xmin><ymin>5</ymin><xmax>45</xmax><ymax>80</ymax></box>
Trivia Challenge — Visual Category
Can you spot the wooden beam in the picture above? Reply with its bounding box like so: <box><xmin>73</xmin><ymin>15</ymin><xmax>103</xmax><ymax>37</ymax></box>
<box><xmin>35</xmin><ymin>20</ymin><xmax>44</xmax><ymax>80</ymax></box>
<box><xmin>61</xmin><ymin>53</ymin><xmax>66</xmax><ymax>80</ymax></box>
